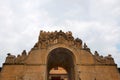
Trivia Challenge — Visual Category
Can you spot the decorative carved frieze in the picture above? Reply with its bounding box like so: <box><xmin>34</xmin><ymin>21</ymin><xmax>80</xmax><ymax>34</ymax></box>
<box><xmin>32</xmin><ymin>30</ymin><xmax>83</xmax><ymax>49</ymax></box>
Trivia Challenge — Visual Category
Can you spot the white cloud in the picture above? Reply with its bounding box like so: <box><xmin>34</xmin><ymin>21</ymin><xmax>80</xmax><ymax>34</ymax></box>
<box><xmin>0</xmin><ymin>0</ymin><xmax>120</xmax><ymax>67</ymax></box>
<box><xmin>89</xmin><ymin>0</ymin><xmax>120</xmax><ymax>22</ymax></box>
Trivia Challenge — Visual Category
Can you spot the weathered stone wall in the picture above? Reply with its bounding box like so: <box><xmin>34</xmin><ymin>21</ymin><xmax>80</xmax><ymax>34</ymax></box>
<box><xmin>77</xmin><ymin>65</ymin><xmax>120</xmax><ymax>80</ymax></box>
<box><xmin>95</xmin><ymin>65</ymin><xmax>120</xmax><ymax>80</ymax></box>
<box><xmin>0</xmin><ymin>64</ymin><xmax>24</xmax><ymax>80</ymax></box>
<box><xmin>1</xmin><ymin>64</ymin><xmax>119</xmax><ymax>80</ymax></box>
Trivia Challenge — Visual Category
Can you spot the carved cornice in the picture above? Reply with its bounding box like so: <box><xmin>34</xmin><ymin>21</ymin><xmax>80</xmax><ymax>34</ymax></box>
<box><xmin>32</xmin><ymin>30</ymin><xmax>83</xmax><ymax>49</ymax></box>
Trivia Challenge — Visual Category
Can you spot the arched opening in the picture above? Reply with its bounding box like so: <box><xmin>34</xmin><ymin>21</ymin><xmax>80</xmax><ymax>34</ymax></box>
<box><xmin>47</xmin><ymin>47</ymin><xmax>75</xmax><ymax>80</ymax></box>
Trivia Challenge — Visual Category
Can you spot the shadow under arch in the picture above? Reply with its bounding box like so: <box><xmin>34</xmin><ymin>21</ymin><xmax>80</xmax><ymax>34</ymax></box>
<box><xmin>47</xmin><ymin>47</ymin><xmax>76</xmax><ymax>80</ymax></box>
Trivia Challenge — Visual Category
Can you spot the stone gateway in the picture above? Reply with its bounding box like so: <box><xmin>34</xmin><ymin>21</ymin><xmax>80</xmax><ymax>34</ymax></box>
<box><xmin>0</xmin><ymin>30</ymin><xmax>120</xmax><ymax>80</ymax></box>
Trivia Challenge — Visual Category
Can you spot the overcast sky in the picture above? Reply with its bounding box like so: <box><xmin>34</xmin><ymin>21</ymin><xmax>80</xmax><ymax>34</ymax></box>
<box><xmin>0</xmin><ymin>0</ymin><xmax>120</xmax><ymax>67</ymax></box>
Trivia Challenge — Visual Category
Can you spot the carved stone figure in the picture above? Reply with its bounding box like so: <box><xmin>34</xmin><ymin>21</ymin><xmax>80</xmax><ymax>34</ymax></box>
<box><xmin>83</xmin><ymin>43</ymin><xmax>88</xmax><ymax>49</ymax></box>
<box><xmin>104</xmin><ymin>54</ymin><xmax>115</xmax><ymax>64</ymax></box>
<box><xmin>22</xmin><ymin>50</ymin><xmax>27</xmax><ymax>56</ymax></box>
<box><xmin>5</xmin><ymin>53</ymin><xmax>15</xmax><ymax>63</ymax></box>
<box><xmin>83</xmin><ymin>43</ymin><xmax>91</xmax><ymax>52</ymax></box>
<box><xmin>75</xmin><ymin>38</ymin><xmax>82</xmax><ymax>48</ymax></box>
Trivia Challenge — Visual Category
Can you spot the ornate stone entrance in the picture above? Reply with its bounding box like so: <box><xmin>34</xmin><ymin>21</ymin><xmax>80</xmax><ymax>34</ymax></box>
<box><xmin>0</xmin><ymin>30</ymin><xmax>120</xmax><ymax>80</ymax></box>
<box><xmin>47</xmin><ymin>48</ymin><xmax>75</xmax><ymax>80</ymax></box>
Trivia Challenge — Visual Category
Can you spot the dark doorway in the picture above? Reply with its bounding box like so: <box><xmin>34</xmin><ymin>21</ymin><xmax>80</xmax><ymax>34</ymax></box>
<box><xmin>51</xmin><ymin>77</ymin><xmax>60</xmax><ymax>80</ymax></box>
<box><xmin>47</xmin><ymin>47</ymin><xmax>75</xmax><ymax>80</ymax></box>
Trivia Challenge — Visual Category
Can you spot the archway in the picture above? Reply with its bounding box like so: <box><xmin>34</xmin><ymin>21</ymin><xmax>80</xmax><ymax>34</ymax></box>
<box><xmin>47</xmin><ymin>47</ymin><xmax>75</xmax><ymax>80</ymax></box>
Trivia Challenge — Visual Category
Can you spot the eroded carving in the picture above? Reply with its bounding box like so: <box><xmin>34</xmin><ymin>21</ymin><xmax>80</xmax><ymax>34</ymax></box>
<box><xmin>74</xmin><ymin>38</ymin><xmax>82</xmax><ymax>48</ymax></box>
<box><xmin>83</xmin><ymin>43</ymin><xmax>91</xmax><ymax>52</ymax></box>
<box><xmin>5</xmin><ymin>53</ymin><xmax>16</xmax><ymax>63</ymax></box>
<box><xmin>5</xmin><ymin>50</ymin><xmax>27</xmax><ymax>64</ymax></box>
<box><xmin>15</xmin><ymin>50</ymin><xmax>27</xmax><ymax>63</ymax></box>
<box><xmin>94</xmin><ymin>51</ymin><xmax>115</xmax><ymax>64</ymax></box>
<box><xmin>32</xmin><ymin>30</ymin><xmax>82</xmax><ymax>49</ymax></box>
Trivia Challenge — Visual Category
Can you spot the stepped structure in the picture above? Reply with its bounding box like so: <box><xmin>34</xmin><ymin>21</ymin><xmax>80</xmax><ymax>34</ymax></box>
<box><xmin>0</xmin><ymin>30</ymin><xmax>120</xmax><ymax>80</ymax></box>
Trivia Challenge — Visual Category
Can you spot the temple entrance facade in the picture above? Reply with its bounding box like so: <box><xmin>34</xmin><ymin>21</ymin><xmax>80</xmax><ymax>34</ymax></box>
<box><xmin>0</xmin><ymin>30</ymin><xmax>120</xmax><ymax>80</ymax></box>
